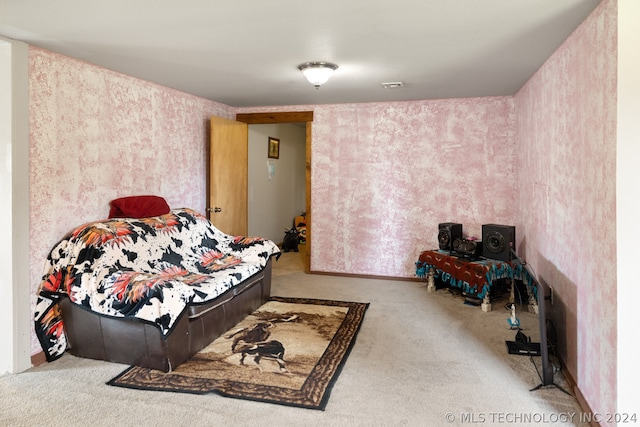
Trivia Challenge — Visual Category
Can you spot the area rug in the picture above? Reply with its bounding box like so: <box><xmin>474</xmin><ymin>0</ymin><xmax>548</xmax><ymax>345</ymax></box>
<box><xmin>107</xmin><ymin>297</ymin><xmax>369</xmax><ymax>410</ymax></box>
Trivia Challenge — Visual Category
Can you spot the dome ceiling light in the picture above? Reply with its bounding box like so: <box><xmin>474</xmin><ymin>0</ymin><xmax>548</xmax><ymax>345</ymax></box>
<box><xmin>298</xmin><ymin>62</ymin><xmax>338</xmax><ymax>89</ymax></box>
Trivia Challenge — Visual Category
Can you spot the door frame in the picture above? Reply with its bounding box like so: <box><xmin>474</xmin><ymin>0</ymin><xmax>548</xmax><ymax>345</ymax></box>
<box><xmin>236</xmin><ymin>112</ymin><xmax>313</xmax><ymax>273</ymax></box>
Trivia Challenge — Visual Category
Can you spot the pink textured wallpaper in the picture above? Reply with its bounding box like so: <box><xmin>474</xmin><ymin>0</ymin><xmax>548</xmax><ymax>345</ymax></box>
<box><xmin>310</xmin><ymin>99</ymin><xmax>516</xmax><ymax>276</ymax></box>
<box><xmin>240</xmin><ymin>99</ymin><xmax>517</xmax><ymax>278</ymax></box>
<box><xmin>515</xmin><ymin>0</ymin><xmax>616</xmax><ymax>417</ymax></box>
<box><xmin>28</xmin><ymin>47</ymin><xmax>234</xmax><ymax>353</ymax></box>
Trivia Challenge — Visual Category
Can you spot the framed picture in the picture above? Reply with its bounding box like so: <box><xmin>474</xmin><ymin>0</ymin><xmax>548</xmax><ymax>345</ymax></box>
<box><xmin>268</xmin><ymin>136</ymin><xmax>280</xmax><ymax>159</ymax></box>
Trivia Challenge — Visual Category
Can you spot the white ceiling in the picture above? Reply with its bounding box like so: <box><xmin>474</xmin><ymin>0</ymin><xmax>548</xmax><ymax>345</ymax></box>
<box><xmin>0</xmin><ymin>0</ymin><xmax>601</xmax><ymax>107</ymax></box>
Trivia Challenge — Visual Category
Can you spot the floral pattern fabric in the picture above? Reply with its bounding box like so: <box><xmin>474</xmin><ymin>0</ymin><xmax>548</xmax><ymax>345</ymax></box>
<box><xmin>34</xmin><ymin>208</ymin><xmax>280</xmax><ymax>362</ymax></box>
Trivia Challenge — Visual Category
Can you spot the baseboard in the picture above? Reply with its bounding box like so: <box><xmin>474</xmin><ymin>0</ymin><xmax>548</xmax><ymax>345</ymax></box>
<box><xmin>558</xmin><ymin>356</ymin><xmax>600</xmax><ymax>427</ymax></box>
<box><xmin>309</xmin><ymin>269</ymin><xmax>422</xmax><ymax>282</ymax></box>
<box><xmin>31</xmin><ymin>351</ymin><xmax>46</xmax><ymax>367</ymax></box>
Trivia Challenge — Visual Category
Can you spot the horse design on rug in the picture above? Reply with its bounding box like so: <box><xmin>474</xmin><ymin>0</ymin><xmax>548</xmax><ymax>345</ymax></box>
<box><xmin>225</xmin><ymin>315</ymin><xmax>297</xmax><ymax>373</ymax></box>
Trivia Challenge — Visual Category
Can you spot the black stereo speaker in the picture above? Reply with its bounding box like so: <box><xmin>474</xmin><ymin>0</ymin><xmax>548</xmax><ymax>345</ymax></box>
<box><xmin>482</xmin><ymin>224</ymin><xmax>516</xmax><ymax>262</ymax></box>
<box><xmin>438</xmin><ymin>223</ymin><xmax>463</xmax><ymax>250</ymax></box>
<box><xmin>453</xmin><ymin>238</ymin><xmax>482</xmax><ymax>257</ymax></box>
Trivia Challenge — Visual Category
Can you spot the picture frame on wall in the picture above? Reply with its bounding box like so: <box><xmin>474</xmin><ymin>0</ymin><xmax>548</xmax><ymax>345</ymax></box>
<box><xmin>268</xmin><ymin>137</ymin><xmax>280</xmax><ymax>159</ymax></box>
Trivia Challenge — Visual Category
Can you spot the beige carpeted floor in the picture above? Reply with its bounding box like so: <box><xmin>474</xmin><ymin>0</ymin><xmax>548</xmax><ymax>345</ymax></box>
<box><xmin>1</xmin><ymin>247</ymin><xmax>590</xmax><ymax>426</ymax></box>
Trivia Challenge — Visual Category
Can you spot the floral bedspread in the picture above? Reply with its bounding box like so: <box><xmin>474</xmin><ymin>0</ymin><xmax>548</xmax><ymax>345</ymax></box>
<box><xmin>34</xmin><ymin>208</ymin><xmax>280</xmax><ymax>362</ymax></box>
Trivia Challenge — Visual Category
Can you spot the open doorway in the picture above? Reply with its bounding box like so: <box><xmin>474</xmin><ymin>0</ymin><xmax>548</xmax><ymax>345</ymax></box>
<box><xmin>236</xmin><ymin>112</ymin><xmax>313</xmax><ymax>273</ymax></box>
<box><xmin>247</xmin><ymin>123</ymin><xmax>306</xmax><ymax>242</ymax></box>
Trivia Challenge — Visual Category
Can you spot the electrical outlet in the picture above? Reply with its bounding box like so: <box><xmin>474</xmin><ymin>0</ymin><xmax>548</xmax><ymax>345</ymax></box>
<box><xmin>549</xmin><ymin>286</ymin><xmax>554</xmax><ymax>305</ymax></box>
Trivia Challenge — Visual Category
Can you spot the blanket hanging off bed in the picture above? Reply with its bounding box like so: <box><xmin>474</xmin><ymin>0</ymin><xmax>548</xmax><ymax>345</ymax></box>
<box><xmin>34</xmin><ymin>208</ymin><xmax>280</xmax><ymax>362</ymax></box>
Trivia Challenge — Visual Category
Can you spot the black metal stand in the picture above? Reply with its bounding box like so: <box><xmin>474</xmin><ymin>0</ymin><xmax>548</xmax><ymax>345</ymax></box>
<box><xmin>530</xmin><ymin>381</ymin><xmax>572</xmax><ymax>395</ymax></box>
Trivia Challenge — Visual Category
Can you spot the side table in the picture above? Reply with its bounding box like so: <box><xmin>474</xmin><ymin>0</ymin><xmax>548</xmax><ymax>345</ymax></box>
<box><xmin>416</xmin><ymin>249</ymin><xmax>536</xmax><ymax>312</ymax></box>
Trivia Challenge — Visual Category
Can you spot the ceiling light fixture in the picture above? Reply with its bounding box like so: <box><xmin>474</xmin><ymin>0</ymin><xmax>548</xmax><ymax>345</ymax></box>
<box><xmin>298</xmin><ymin>62</ymin><xmax>338</xmax><ymax>89</ymax></box>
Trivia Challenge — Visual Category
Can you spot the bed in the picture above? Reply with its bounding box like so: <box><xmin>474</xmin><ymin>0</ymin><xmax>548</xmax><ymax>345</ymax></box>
<box><xmin>34</xmin><ymin>203</ymin><xmax>280</xmax><ymax>372</ymax></box>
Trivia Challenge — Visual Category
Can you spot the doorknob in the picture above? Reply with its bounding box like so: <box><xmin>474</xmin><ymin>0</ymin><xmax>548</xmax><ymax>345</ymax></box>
<box><xmin>206</xmin><ymin>207</ymin><xmax>222</xmax><ymax>213</ymax></box>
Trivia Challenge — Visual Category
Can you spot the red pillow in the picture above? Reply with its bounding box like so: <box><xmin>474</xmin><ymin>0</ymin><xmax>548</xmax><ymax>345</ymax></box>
<box><xmin>108</xmin><ymin>195</ymin><xmax>170</xmax><ymax>219</ymax></box>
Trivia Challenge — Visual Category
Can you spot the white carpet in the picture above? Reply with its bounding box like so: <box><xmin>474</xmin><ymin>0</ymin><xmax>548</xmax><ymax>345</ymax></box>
<box><xmin>0</xmin><ymin>249</ymin><xmax>589</xmax><ymax>426</ymax></box>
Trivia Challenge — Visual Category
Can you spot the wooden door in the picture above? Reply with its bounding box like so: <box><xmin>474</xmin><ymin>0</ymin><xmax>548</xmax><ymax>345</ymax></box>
<box><xmin>209</xmin><ymin>115</ymin><xmax>248</xmax><ymax>236</ymax></box>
